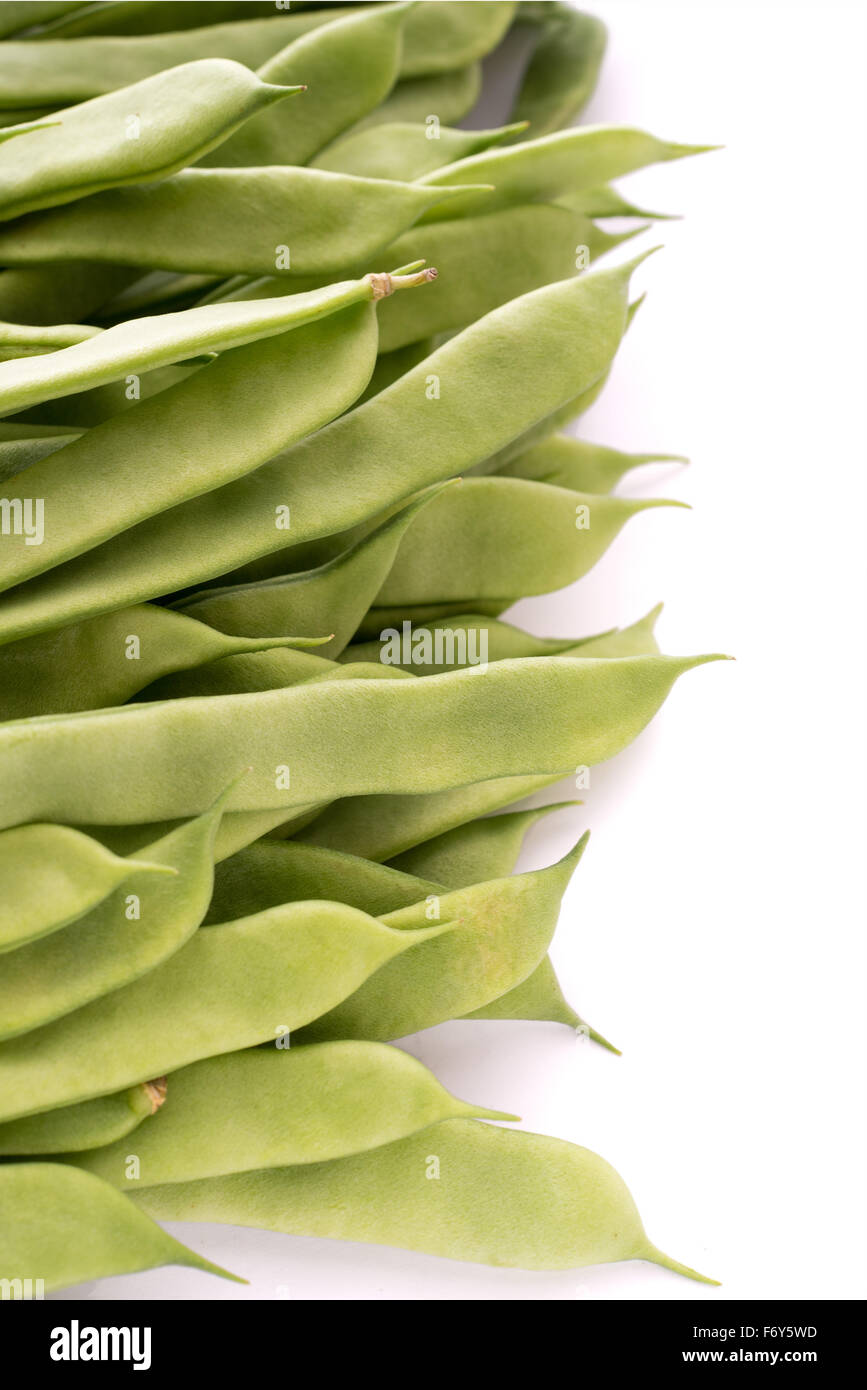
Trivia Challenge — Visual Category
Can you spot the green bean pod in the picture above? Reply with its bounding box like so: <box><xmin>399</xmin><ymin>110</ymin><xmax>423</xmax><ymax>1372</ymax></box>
<box><xmin>418</xmin><ymin>125</ymin><xmax>714</xmax><ymax>223</ymax></box>
<box><xmin>496</xmin><ymin>433</ymin><xmax>687</xmax><ymax>494</ymax></box>
<box><xmin>0</xmin><ymin>297</ymin><xmax>386</xmax><ymax>594</ymax></box>
<box><xmin>0</xmin><ymin>603</ymin><xmax>326</xmax><ymax>721</ymax></box>
<box><xmin>0</xmin><ymin>259</ymin><xmax>644</xmax><ymax>643</ymax></box>
<box><xmin>0</xmin><ymin>903</ymin><xmax>453</xmax><ymax>1122</ymax></box>
<box><xmin>509</xmin><ymin>4</ymin><xmax>607</xmax><ymax>135</ymax></box>
<box><xmin>0</xmin><ymin>793</ymin><xmax>228</xmax><ymax>1040</ymax></box>
<box><xmin>0</xmin><ymin>1163</ymin><xmax>239</xmax><ymax>1290</ymax></box>
<box><xmin>297</xmin><ymin>837</ymin><xmax>587</xmax><ymax>1043</ymax></box>
<box><xmin>0</xmin><ymin>59</ymin><xmax>300</xmax><ymax>221</ymax></box>
<box><xmin>67</xmin><ymin>1043</ymin><xmax>515</xmax><ymax>1187</ymax></box>
<box><xmin>173</xmin><ymin>486</ymin><xmax>450</xmax><ymax>660</ymax></box>
<box><xmin>0</xmin><ymin>654</ymin><xmax>725</xmax><ymax>831</ymax></box>
<box><xmin>369</xmin><ymin>477</ymin><xmax>683</xmax><ymax>609</ymax></box>
<box><xmin>0</xmin><ymin>272</ymin><xmax>440</xmax><ymax>419</ymax></box>
<box><xmin>0</xmin><ymin>169</ymin><xmax>477</xmax><ymax>276</ymax></box>
<box><xmin>133</xmin><ymin>1118</ymin><xmax>715</xmax><ymax>1280</ymax></box>
<box><xmin>341</xmin><ymin>606</ymin><xmax>660</xmax><ymax>675</ymax></box>
<box><xmin>0</xmin><ymin>822</ymin><xmax>173</xmax><ymax>953</ymax></box>
<box><xmin>0</xmin><ymin>1080</ymin><xmax>165</xmax><ymax>1157</ymax></box>
<box><xmin>201</xmin><ymin>4</ymin><xmax>413</xmax><ymax>170</ymax></box>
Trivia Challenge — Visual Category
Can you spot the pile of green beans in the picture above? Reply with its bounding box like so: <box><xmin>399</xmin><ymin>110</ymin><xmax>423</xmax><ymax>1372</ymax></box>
<box><xmin>0</xmin><ymin>1</ymin><xmax>723</xmax><ymax>1293</ymax></box>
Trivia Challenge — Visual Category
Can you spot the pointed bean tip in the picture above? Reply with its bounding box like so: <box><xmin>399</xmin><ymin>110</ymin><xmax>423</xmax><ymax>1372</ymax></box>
<box><xmin>645</xmin><ymin>1245</ymin><xmax>720</xmax><ymax>1285</ymax></box>
<box><xmin>583</xmin><ymin>1022</ymin><xmax>622</xmax><ymax>1056</ymax></box>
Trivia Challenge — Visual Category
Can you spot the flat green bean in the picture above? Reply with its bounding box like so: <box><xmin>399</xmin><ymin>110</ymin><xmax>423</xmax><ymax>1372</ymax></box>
<box><xmin>0</xmin><ymin>1080</ymin><xmax>164</xmax><ymax>1156</ymax></box>
<box><xmin>0</xmin><ymin>822</ymin><xmax>171</xmax><ymax>953</ymax></box>
<box><xmin>134</xmin><ymin>1118</ymin><xmax>715</xmax><ymax>1279</ymax></box>
<box><xmin>370</xmin><ymin>477</ymin><xmax>682</xmax><ymax>608</ymax></box>
<box><xmin>0</xmin><ymin>270</ymin><xmax>431</xmax><ymax>419</ymax></box>
<box><xmin>312</xmin><ymin>120</ymin><xmax>527</xmax><ymax>181</ymax></box>
<box><xmin>204</xmin><ymin>828</ymin><xmax>594</xmax><ymax>1039</ymax></box>
<box><xmin>509</xmin><ymin>4</ymin><xmax>607</xmax><ymax>135</ymax></box>
<box><xmin>0</xmin><ymin>602</ymin><xmax>325</xmax><ymax>721</ymax></box>
<box><xmin>0</xmin><ymin>1163</ymin><xmax>238</xmax><ymax>1289</ymax></box>
<box><xmin>0</xmin><ymin>59</ymin><xmax>300</xmax><ymax>221</ymax></box>
<box><xmin>0</xmin><ymin>655</ymin><xmax>725</xmax><ymax>832</ymax></box>
<box><xmin>0</xmin><ymin>902</ymin><xmax>452</xmax><ymax>1122</ymax></box>
<box><xmin>0</xmin><ymin>259</ymin><xmax>644</xmax><ymax>643</ymax></box>
<box><xmin>297</xmin><ymin>774</ymin><xmax>587</xmax><ymax>862</ymax></box>
<box><xmin>0</xmin><ymin>299</ymin><xmax>384</xmax><ymax>594</ymax></box>
<box><xmin>68</xmin><ymin>1043</ymin><xmax>514</xmax><ymax>1187</ymax></box>
<box><xmin>0</xmin><ymin>9</ymin><xmax>347</xmax><ymax>105</ymax></box>
<box><xmin>173</xmin><ymin>487</ymin><xmax>450</xmax><ymax>660</ymax></box>
<box><xmin>0</xmin><ymin>794</ymin><xmax>227</xmax><ymax>1039</ymax></box>
<box><xmin>200</xmin><ymin>4</ymin><xmax>412</xmax><ymax>170</ymax></box>
<box><xmin>349</xmin><ymin>600</ymin><xmax>662</xmax><ymax>665</ymax></box>
<box><xmin>418</xmin><ymin>126</ymin><xmax>713</xmax><ymax>222</ymax></box>
<box><xmin>0</xmin><ymin>170</ymin><xmax>475</xmax><ymax>276</ymax></box>
<box><xmin>388</xmin><ymin>803</ymin><xmax>575</xmax><ymax>887</ymax></box>
<box><xmin>496</xmin><ymin>433</ymin><xmax>687</xmax><ymax>494</ymax></box>
<box><xmin>297</xmin><ymin>837</ymin><xmax>587</xmax><ymax>1043</ymax></box>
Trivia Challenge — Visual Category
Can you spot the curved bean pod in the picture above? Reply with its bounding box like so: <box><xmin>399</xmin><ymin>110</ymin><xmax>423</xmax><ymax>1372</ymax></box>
<box><xmin>0</xmin><ymin>1163</ymin><xmax>238</xmax><ymax>1290</ymax></box>
<box><xmin>0</xmin><ymin>169</ymin><xmax>476</xmax><ymax>276</ymax></box>
<box><xmin>0</xmin><ymin>3</ymin><xmax>511</xmax><ymax>105</ymax></box>
<box><xmin>0</xmin><ymin>259</ymin><xmax>643</xmax><ymax>643</ymax></box>
<box><xmin>399</xmin><ymin>2</ymin><xmax>515</xmax><ymax>79</ymax></box>
<box><xmin>68</xmin><ymin>1043</ymin><xmax>514</xmax><ymax>1187</ymax></box>
<box><xmin>0</xmin><ymin>271</ymin><xmax>431</xmax><ymax>419</ymax></box>
<box><xmin>0</xmin><ymin>299</ymin><xmax>381</xmax><ymax>595</ymax></box>
<box><xmin>0</xmin><ymin>59</ymin><xmax>299</xmax><ymax>221</ymax></box>
<box><xmin>0</xmin><ymin>1080</ymin><xmax>164</xmax><ymax>1157</ymax></box>
<box><xmin>388</xmin><ymin>803</ymin><xmax>575</xmax><ymax>887</ymax></box>
<box><xmin>206</xmin><ymin>840</ymin><xmax>441</xmax><ymax>926</ymax></box>
<box><xmin>206</xmin><ymin>828</ymin><xmax>593</xmax><ymax>1040</ymax></box>
<box><xmin>0</xmin><ymin>654</ymin><xmax>725</xmax><ymax>831</ymax></box>
<box><xmin>312</xmin><ymin>120</ymin><xmax>528</xmax><ymax>181</ymax></box>
<box><xmin>348</xmin><ymin>601</ymin><xmax>662</xmax><ymax>670</ymax></box>
<box><xmin>134</xmin><ymin>645</ymin><xmax>336</xmax><ymax>705</ymax></box>
<box><xmin>298</xmin><ymin>774</ymin><xmax>587</xmax><ymax>862</ymax></box>
<box><xmin>0</xmin><ymin>904</ymin><xmax>452</xmax><ymax>1122</ymax></box>
<box><xmin>0</xmin><ymin>793</ymin><xmax>227</xmax><ymax>1040</ymax></box>
<box><xmin>297</xmin><ymin>837</ymin><xmax>586</xmax><ymax>1043</ymax></box>
<box><xmin>0</xmin><ymin>823</ymin><xmax>172</xmax><ymax>953</ymax></box>
<box><xmin>174</xmin><ymin>486</ymin><xmax>450</xmax><ymax>659</ymax></box>
<box><xmin>0</xmin><ymin>603</ymin><xmax>325</xmax><ymax>721</ymax></box>
<box><xmin>201</xmin><ymin>4</ymin><xmax>412</xmax><ymax>170</ymax></box>
<box><xmin>0</xmin><ymin>9</ymin><xmax>346</xmax><ymax>106</ymax></box>
<box><xmin>134</xmin><ymin>1117</ymin><xmax>714</xmax><ymax>1279</ymax></box>
<box><xmin>509</xmin><ymin>4</ymin><xmax>607</xmax><ymax>135</ymax></box>
<box><xmin>496</xmin><ymin>433</ymin><xmax>687</xmax><ymax>494</ymax></box>
<box><xmin>418</xmin><ymin>126</ymin><xmax>713</xmax><ymax>223</ymax></box>
<box><xmin>463</xmin><ymin>955</ymin><xmax>590</xmax><ymax>1032</ymax></box>
<box><xmin>371</xmin><ymin>477</ymin><xmax>683</xmax><ymax>607</ymax></box>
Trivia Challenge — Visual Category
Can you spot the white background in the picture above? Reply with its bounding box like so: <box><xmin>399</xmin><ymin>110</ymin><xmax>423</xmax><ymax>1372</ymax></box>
<box><xmin>67</xmin><ymin>0</ymin><xmax>867</xmax><ymax>1301</ymax></box>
